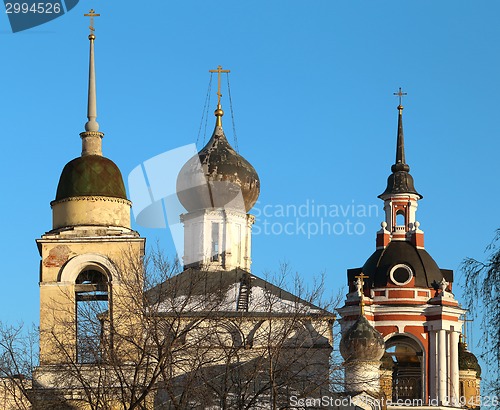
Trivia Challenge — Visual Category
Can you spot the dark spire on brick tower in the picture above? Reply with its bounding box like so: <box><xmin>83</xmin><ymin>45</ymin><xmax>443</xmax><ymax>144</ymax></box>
<box><xmin>379</xmin><ymin>89</ymin><xmax>422</xmax><ymax>199</ymax></box>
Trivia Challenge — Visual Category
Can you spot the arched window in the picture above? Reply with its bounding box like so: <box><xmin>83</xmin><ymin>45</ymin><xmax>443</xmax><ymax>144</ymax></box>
<box><xmin>75</xmin><ymin>268</ymin><xmax>110</xmax><ymax>364</ymax></box>
<box><xmin>396</xmin><ymin>212</ymin><xmax>406</xmax><ymax>227</ymax></box>
<box><xmin>385</xmin><ymin>335</ymin><xmax>424</xmax><ymax>402</ymax></box>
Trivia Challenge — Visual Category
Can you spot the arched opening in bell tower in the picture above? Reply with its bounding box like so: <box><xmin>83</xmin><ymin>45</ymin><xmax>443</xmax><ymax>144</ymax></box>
<box><xmin>385</xmin><ymin>335</ymin><xmax>424</xmax><ymax>402</ymax></box>
<box><xmin>75</xmin><ymin>268</ymin><xmax>110</xmax><ymax>364</ymax></box>
<box><xmin>396</xmin><ymin>211</ymin><xmax>406</xmax><ymax>228</ymax></box>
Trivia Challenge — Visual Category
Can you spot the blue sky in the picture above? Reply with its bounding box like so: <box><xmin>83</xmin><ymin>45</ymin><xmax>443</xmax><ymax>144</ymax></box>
<box><xmin>1</xmin><ymin>0</ymin><xmax>498</xmax><ymax>385</ymax></box>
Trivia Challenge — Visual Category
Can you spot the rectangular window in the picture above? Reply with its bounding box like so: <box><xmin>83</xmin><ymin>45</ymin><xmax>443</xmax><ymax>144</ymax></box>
<box><xmin>211</xmin><ymin>222</ymin><xmax>219</xmax><ymax>262</ymax></box>
<box><xmin>236</xmin><ymin>224</ymin><xmax>241</xmax><ymax>266</ymax></box>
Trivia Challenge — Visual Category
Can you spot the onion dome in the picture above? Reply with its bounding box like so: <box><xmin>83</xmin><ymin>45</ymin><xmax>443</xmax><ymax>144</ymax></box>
<box><xmin>177</xmin><ymin>104</ymin><xmax>260</xmax><ymax>213</ymax></box>
<box><xmin>340</xmin><ymin>316</ymin><xmax>385</xmax><ymax>362</ymax></box>
<box><xmin>354</xmin><ymin>241</ymin><xmax>450</xmax><ymax>289</ymax></box>
<box><xmin>55</xmin><ymin>155</ymin><xmax>127</xmax><ymax>201</ymax></box>
<box><xmin>379</xmin><ymin>104</ymin><xmax>422</xmax><ymax>199</ymax></box>
<box><xmin>459</xmin><ymin>340</ymin><xmax>482</xmax><ymax>377</ymax></box>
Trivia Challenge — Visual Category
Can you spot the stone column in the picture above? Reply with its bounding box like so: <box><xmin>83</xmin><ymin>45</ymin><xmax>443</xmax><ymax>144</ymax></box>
<box><xmin>428</xmin><ymin>330</ymin><xmax>437</xmax><ymax>402</ymax></box>
<box><xmin>437</xmin><ymin>329</ymin><xmax>448</xmax><ymax>405</ymax></box>
<box><xmin>449</xmin><ymin>331</ymin><xmax>460</xmax><ymax>406</ymax></box>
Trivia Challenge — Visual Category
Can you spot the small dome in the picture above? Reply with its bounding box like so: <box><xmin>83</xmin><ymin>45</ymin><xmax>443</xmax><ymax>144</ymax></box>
<box><xmin>379</xmin><ymin>169</ymin><xmax>422</xmax><ymax>199</ymax></box>
<box><xmin>359</xmin><ymin>241</ymin><xmax>449</xmax><ymax>289</ymax></box>
<box><xmin>177</xmin><ymin>126</ymin><xmax>260</xmax><ymax>213</ymax></box>
<box><xmin>340</xmin><ymin>316</ymin><xmax>385</xmax><ymax>361</ymax></box>
<box><xmin>459</xmin><ymin>341</ymin><xmax>481</xmax><ymax>377</ymax></box>
<box><xmin>55</xmin><ymin>155</ymin><xmax>127</xmax><ymax>201</ymax></box>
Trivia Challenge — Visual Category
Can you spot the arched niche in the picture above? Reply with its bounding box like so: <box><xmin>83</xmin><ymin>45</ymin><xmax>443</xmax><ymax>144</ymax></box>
<box><xmin>59</xmin><ymin>254</ymin><xmax>117</xmax><ymax>363</ymax></box>
<box><xmin>384</xmin><ymin>334</ymin><xmax>425</xmax><ymax>402</ymax></box>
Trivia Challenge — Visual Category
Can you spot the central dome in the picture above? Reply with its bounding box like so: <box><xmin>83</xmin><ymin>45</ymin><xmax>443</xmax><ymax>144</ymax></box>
<box><xmin>357</xmin><ymin>241</ymin><xmax>450</xmax><ymax>289</ymax></box>
<box><xmin>177</xmin><ymin>125</ymin><xmax>260</xmax><ymax>213</ymax></box>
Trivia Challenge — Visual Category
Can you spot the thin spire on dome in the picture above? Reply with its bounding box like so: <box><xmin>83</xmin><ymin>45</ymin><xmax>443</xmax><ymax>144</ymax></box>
<box><xmin>84</xmin><ymin>9</ymin><xmax>100</xmax><ymax>132</ymax></box>
<box><xmin>392</xmin><ymin>87</ymin><xmax>409</xmax><ymax>172</ymax></box>
<box><xmin>378</xmin><ymin>88</ymin><xmax>422</xmax><ymax>199</ymax></box>
<box><xmin>80</xmin><ymin>9</ymin><xmax>103</xmax><ymax>157</ymax></box>
<box><xmin>209</xmin><ymin>65</ymin><xmax>230</xmax><ymax>127</ymax></box>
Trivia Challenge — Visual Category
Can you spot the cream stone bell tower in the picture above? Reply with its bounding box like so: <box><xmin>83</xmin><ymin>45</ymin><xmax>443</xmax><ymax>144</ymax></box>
<box><xmin>35</xmin><ymin>10</ymin><xmax>144</xmax><ymax>370</ymax></box>
<box><xmin>176</xmin><ymin>66</ymin><xmax>260</xmax><ymax>272</ymax></box>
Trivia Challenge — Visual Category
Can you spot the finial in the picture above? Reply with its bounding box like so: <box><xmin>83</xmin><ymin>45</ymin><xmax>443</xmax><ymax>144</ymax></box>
<box><xmin>393</xmin><ymin>87</ymin><xmax>407</xmax><ymax>112</ymax></box>
<box><xmin>209</xmin><ymin>65</ymin><xmax>230</xmax><ymax>127</ymax></box>
<box><xmin>84</xmin><ymin>9</ymin><xmax>100</xmax><ymax>36</ymax></box>
<box><xmin>83</xmin><ymin>9</ymin><xmax>100</xmax><ymax>133</ymax></box>
<box><xmin>354</xmin><ymin>272</ymin><xmax>368</xmax><ymax>316</ymax></box>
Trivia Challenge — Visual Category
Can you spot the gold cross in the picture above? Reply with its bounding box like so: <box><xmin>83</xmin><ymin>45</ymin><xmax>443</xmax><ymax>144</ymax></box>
<box><xmin>354</xmin><ymin>272</ymin><xmax>368</xmax><ymax>315</ymax></box>
<box><xmin>209</xmin><ymin>65</ymin><xmax>230</xmax><ymax>106</ymax></box>
<box><xmin>354</xmin><ymin>272</ymin><xmax>368</xmax><ymax>289</ymax></box>
<box><xmin>393</xmin><ymin>87</ymin><xmax>407</xmax><ymax>106</ymax></box>
<box><xmin>84</xmin><ymin>9</ymin><xmax>100</xmax><ymax>34</ymax></box>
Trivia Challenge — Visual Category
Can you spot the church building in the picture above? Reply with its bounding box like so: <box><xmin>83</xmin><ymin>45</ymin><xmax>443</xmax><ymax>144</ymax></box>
<box><xmin>0</xmin><ymin>9</ymin><xmax>482</xmax><ymax>410</ymax></box>
<box><xmin>30</xmin><ymin>10</ymin><xmax>334</xmax><ymax>409</ymax></box>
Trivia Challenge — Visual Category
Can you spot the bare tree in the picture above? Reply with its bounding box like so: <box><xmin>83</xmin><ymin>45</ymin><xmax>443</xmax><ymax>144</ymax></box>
<box><xmin>29</xmin><ymin>250</ymin><xmax>337</xmax><ymax>410</ymax></box>
<box><xmin>0</xmin><ymin>322</ymin><xmax>37</xmax><ymax>409</ymax></box>
<box><xmin>461</xmin><ymin>228</ymin><xmax>500</xmax><ymax>395</ymax></box>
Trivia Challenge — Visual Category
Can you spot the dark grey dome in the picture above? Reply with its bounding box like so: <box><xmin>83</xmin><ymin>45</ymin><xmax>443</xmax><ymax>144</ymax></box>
<box><xmin>379</xmin><ymin>169</ymin><xmax>421</xmax><ymax>199</ymax></box>
<box><xmin>353</xmin><ymin>241</ymin><xmax>451</xmax><ymax>289</ymax></box>
<box><xmin>340</xmin><ymin>316</ymin><xmax>385</xmax><ymax>361</ymax></box>
<box><xmin>177</xmin><ymin>125</ymin><xmax>260</xmax><ymax>213</ymax></box>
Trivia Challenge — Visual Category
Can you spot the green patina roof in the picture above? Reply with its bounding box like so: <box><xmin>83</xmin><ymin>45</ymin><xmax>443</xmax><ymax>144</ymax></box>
<box><xmin>458</xmin><ymin>342</ymin><xmax>481</xmax><ymax>376</ymax></box>
<box><xmin>55</xmin><ymin>155</ymin><xmax>127</xmax><ymax>201</ymax></box>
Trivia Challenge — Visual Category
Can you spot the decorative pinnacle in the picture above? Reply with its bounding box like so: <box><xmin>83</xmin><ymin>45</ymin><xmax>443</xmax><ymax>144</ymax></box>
<box><xmin>393</xmin><ymin>87</ymin><xmax>407</xmax><ymax>112</ymax></box>
<box><xmin>354</xmin><ymin>272</ymin><xmax>368</xmax><ymax>316</ymax></box>
<box><xmin>83</xmin><ymin>9</ymin><xmax>100</xmax><ymax>133</ymax></box>
<box><xmin>209</xmin><ymin>65</ymin><xmax>230</xmax><ymax>127</ymax></box>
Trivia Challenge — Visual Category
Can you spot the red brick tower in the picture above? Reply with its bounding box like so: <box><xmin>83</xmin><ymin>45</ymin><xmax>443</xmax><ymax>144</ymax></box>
<box><xmin>338</xmin><ymin>93</ymin><xmax>465</xmax><ymax>407</ymax></box>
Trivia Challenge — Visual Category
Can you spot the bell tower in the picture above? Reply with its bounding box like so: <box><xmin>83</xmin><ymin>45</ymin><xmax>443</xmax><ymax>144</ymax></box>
<box><xmin>338</xmin><ymin>90</ymin><xmax>468</xmax><ymax>408</ymax></box>
<box><xmin>35</xmin><ymin>10</ymin><xmax>145</xmax><ymax>372</ymax></box>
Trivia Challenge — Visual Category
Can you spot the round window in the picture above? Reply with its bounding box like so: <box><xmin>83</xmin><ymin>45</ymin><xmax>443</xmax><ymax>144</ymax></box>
<box><xmin>389</xmin><ymin>264</ymin><xmax>413</xmax><ymax>286</ymax></box>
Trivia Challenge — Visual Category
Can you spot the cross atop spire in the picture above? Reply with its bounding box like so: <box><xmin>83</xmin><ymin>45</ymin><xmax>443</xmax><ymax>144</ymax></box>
<box><xmin>209</xmin><ymin>65</ymin><xmax>230</xmax><ymax>106</ymax></box>
<box><xmin>84</xmin><ymin>9</ymin><xmax>100</xmax><ymax>35</ymax></box>
<box><xmin>393</xmin><ymin>87</ymin><xmax>407</xmax><ymax>110</ymax></box>
<box><xmin>209</xmin><ymin>65</ymin><xmax>230</xmax><ymax>127</ymax></box>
